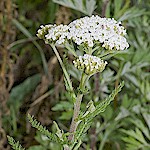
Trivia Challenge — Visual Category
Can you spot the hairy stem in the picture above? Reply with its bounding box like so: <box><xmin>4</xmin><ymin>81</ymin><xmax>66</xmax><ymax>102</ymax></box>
<box><xmin>68</xmin><ymin>93</ymin><xmax>83</xmax><ymax>141</ymax></box>
<box><xmin>68</xmin><ymin>73</ymin><xmax>89</xmax><ymax>141</ymax></box>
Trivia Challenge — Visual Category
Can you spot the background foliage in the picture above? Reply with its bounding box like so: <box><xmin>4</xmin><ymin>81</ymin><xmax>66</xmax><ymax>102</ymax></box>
<box><xmin>0</xmin><ymin>0</ymin><xmax>150</xmax><ymax>150</ymax></box>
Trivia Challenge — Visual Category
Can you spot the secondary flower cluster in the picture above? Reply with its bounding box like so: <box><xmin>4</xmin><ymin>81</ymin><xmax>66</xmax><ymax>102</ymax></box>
<box><xmin>45</xmin><ymin>24</ymin><xmax>69</xmax><ymax>45</ymax></box>
<box><xmin>73</xmin><ymin>54</ymin><xmax>107</xmax><ymax>75</ymax></box>
<box><xmin>37</xmin><ymin>25</ymin><xmax>53</xmax><ymax>40</ymax></box>
<box><xmin>37</xmin><ymin>15</ymin><xmax>129</xmax><ymax>51</ymax></box>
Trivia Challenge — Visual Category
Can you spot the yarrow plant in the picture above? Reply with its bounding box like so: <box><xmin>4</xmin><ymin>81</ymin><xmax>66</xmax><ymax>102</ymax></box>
<box><xmin>8</xmin><ymin>15</ymin><xmax>129</xmax><ymax>150</ymax></box>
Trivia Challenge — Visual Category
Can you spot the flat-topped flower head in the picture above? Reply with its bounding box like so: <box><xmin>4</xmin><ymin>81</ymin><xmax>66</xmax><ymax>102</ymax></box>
<box><xmin>37</xmin><ymin>15</ymin><xmax>129</xmax><ymax>51</ymax></box>
<box><xmin>73</xmin><ymin>54</ymin><xmax>107</xmax><ymax>75</ymax></box>
<box><xmin>68</xmin><ymin>15</ymin><xmax>129</xmax><ymax>50</ymax></box>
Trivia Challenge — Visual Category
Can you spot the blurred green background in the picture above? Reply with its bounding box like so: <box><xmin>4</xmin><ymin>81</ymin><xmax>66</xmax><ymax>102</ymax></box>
<box><xmin>0</xmin><ymin>0</ymin><xmax>150</xmax><ymax>149</ymax></box>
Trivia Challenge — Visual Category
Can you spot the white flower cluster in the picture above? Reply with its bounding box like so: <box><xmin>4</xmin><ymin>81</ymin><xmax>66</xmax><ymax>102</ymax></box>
<box><xmin>37</xmin><ymin>25</ymin><xmax>53</xmax><ymax>40</ymax></box>
<box><xmin>37</xmin><ymin>24</ymin><xmax>69</xmax><ymax>45</ymax></box>
<box><xmin>37</xmin><ymin>15</ymin><xmax>129</xmax><ymax>50</ymax></box>
<box><xmin>45</xmin><ymin>24</ymin><xmax>69</xmax><ymax>45</ymax></box>
<box><xmin>68</xmin><ymin>16</ymin><xmax>129</xmax><ymax>50</ymax></box>
<box><xmin>73</xmin><ymin>54</ymin><xmax>107</xmax><ymax>75</ymax></box>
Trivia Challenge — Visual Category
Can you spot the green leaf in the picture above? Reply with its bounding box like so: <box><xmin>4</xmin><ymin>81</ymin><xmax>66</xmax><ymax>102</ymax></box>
<box><xmin>82</xmin><ymin>81</ymin><xmax>124</xmax><ymax>121</ymax></box>
<box><xmin>115</xmin><ymin>107</ymin><xmax>130</xmax><ymax>121</ymax></box>
<box><xmin>121</xmin><ymin>62</ymin><xmax>131</xmax><ymax>75</ymax></box>
<box><xmin>114</xmin><ymin>0</ymin><xmax>130</xmax><ymax>19</ymax></box>
<box><xmin>73</xmin><ymin>140</ymin><xmax>82</xmax><ymax>150</ymax></box>
<box><xmin>47</xmin><ymin>0</ymin><xmax>58</xmax><ymax>23</ymax></box>
<box><xmin>122</xmin><ymin>128</ymin><xmax>147</xmax><ymax>144</ymax></box>
<box><xmin>53</xmin><ymin>121</ymin><xmax>64</xmax><ymax>141</ymax></box>
<box><xmin>143</xmin><ymin>112</ymin><xmax>150</xmax><ymax>131</ymax></box>
<box><xmin>64</xmin><ymin>41</ymin><xmax>77</xmax><ymax>57</ymax></box>
<box><xmin>122</xmin><ymin>136</ymin><xmax>142</xmax><ymax>149</ymax></box>
<box><xmin>129</xmin><ymin>118</ymin><xmax>150</xmax><ymax>140</ymax></box>
<box><xmin>135</xmin><ymin>128</ymin><xmax>147</xmax><ymax>144</ymax></box>
<box><xmin>114</xmin><ymin>0</ymin><xmax>122</xmax><ymax>17</ymax></box>
<box><xmin>119</xmin><ymin>7</ymin><xmax>146</xmax><ymax>21</ymax></box>
<box><xmin>52</xmin><ymin>101</ymin><xmax>73</xmax><ymax>111</ymax></box>
<box><xmin>8</xmin><ymin>74</ymin><xmax>41</xmax><ymax>107</ymax></box>
<box><xmin>72</xmin><ymin>82</ymin><xmax>124</xmax><ymax>148</ymax></box>
<box><xmin>85</xmin><ymin>0</ymin><xmax>97</xmax><ymax>16</ymax></box>
<box><xmin>28</xmin><ymin>146</ymin><xmax>44</xmax><ymax>150</ymax></box>
<box><xmin>105</xmin><ymin>1</ymin><xmax>111</xmax><ymax>18</ymax></box>
<box><xmin>59</xmin><ymin>111</ymin><xmax>73</xmax><ymax>120</ymax></box>
<box><xmin>27</xmin><ymin>114</ymin><xmax>62</xmax><ymax>144</ymax></box>
<box><xmin>53</xmin><ymin>0</ymin><xmax>96</xmax><ymax>16</ymax></box>
<box><xmin>7</xmin><ymin>136</ymin><xmax>25</xmax><ymax>150</ymax></box>
<box><xmin>12</xmin><ymin>19</ymin><xmax>49</xmax><ymax>76</ymax></box>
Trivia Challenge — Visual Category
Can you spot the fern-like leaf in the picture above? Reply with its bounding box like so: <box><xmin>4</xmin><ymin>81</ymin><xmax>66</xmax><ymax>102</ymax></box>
<box><xmin>72</xmin><ymin>82</ymin><xmax>124</xmax><ymax>148</ymax></box>
<box><xmin>122</xmin><ymin>127</ymin><xmax>150</xmax><ymax>149</ymax></box>
<box><xmin>7</xmin><ymin>136</ymin><xmax>25</xmax><ymax>150</ymax></box>
<box><xmin>27</xmin><ymin>114</ymin><xmax>62</xmax><ymax>144</ymax></box>
<box><xmin>82</xmin><ymin>81</ymin><xmax>124</xmax><ymax>122</ymax></box>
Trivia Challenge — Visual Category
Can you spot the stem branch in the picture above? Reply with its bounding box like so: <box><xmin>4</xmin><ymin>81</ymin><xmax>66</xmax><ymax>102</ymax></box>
<box><xmin>51</xmin><ymin>44</ymin><xmax>74</xmax><ymax>93</ymax></box>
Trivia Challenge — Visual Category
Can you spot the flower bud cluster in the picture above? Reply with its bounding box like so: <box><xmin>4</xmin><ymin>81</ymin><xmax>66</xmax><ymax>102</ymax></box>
<box><xmin>37</xmin><ymin>15</ymin><xmax>129</xmax><ymax>50</ymax></box>
<box><xmin>73</xmin><ymin>54</ymin><xmax>107</xmax><ymax>75</ymax></box>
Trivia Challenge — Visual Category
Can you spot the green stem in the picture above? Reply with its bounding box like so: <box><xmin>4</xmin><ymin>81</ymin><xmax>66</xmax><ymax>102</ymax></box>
<box><xmin>51</xmin><ymin>44</ymin><xmax>74</xmax><ymax>95</ymax></box>
<box><xmin>99</xmin><ymin>50</ymin><xmax>112</xmax><ymax>58</ymax></box>
<box><xmin>70</xmin><ymin>122</ymin><xmax>86</xmax><ymax>149</ymax></box>
<box><xmin>64</xmin><ymin>42</ymin><xmax>77</xmax><ymax>57</ymax></box>
<box><xmin>79</xmin><ymin>73</ymin><xmax>89</xmax><ymax>91</ymax></box>
<box><xmin>99</xmin><ymin>131</ymin><xmax>110</xmax><ymax>150</ymax></box>
<box><xmin>88</xmin><ymin>47</ymin><xmax>93</xmax><ymax>55</ymax></box>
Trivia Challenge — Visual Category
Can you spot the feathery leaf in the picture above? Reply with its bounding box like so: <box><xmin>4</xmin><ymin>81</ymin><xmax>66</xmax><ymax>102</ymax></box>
<box><xmin>27</xmin><ymin>114</ymin><xmax>62</xmax><ymax>144</ymax></box>
<box><xmin>7</xmin><ymin>136</ymin><xmax>25</xmax><ymax>150</ymax></box>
